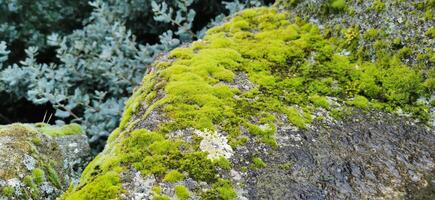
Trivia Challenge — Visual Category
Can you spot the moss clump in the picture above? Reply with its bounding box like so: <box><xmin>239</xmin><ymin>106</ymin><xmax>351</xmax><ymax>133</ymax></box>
<box><xmin>32</xmin><ymin>168</ymin><xmax>45</xmax><ymax>185</ymax></box>
<box><xmin>330</xmin><ymin>0</ymin><xmax>346</xmax><ymax>11</ymax></box>
<box><xmin>213</xmin><ymin>157</ymin><xmax>232</xmax><ymax>170</ymax></box>
<box><xmin>202</xmin><ymin>179</ymin><xmax>237</xmax><ymax>200</ymax></box>
<box><xmin>37</xmin><ymin>123</ymin><xmax>83</xmax><ymax>137</ymax></box>
<box><xmin>348</xmin><ymin>96</ymin><xmax>369</xmax><ymax>109</ymax></box>
<box><xmin>23</xmin><ymin>175</ymin><xmax>39</xmax><ymax>199</ymax></box>
<box><xmin>153</xmin><ymin>195</ymin><xmax>171</xmax><ymax>200</ymax></box>
<box><xmin>174</xmin><ymin>185</ymin><xmax>190</xmax><ymax>200</ymax></box>
<box><xmin>252</xmin><ymin>157</ymin><xmax>267</xmax><ymax>169</ymax></box>
<box><xmin>2</xmin><ymin>186</ymin><xmax>14</xmax><ymax>197</ymax></box>
<box><xmin>180</xmin><ymin>152</ymin><xmax>218</xmax><ymax>182</ymax></box>
<box><xmin>371</xmin><ymin>0</ymin><xmax>385</xmax><ymax>12</ymax></box>
<box><xmin>426</xmin><ymin>27</ymin><xmax>435</xmax><ymax>38</ymax></box>
<box><xmin>46</xmin><ymin>163</ymin><xmax>62</xmax><ymax>188</ymax></box>
<box><xmin>62</xmin><ymin>171</ymin><xmax>121</xmax><ymax>200</ymax></box>
<box><xmin>163</xmin><ymin>170</ymin><xmax>184</xmax><ymax>183</ymax></box>
<box><xmin>309</xmin><ymin>95</ymin><xmax>330</xmax><ymax>109</ymax></box>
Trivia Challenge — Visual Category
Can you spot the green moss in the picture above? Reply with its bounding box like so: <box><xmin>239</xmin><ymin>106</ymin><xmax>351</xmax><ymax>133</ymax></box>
<box><xmin>23</xmin><ymin>175</ymin><xmax>34</xmax><ymax>187</ymax></box>
<box><xmin>343</xmin><ymin>26</ymin><xmax>359</xmax><ymax>45</ymax></box>
<box><xmin>202</xmin><ymin>179</ymin><xmax>236</xmax><ymax>200</ymax></box>
<box><xmin>174</xmin><ymin>185</ymin><xmax>190</xmax><ymax>200</ymax></box>
<box><xmin>37</xmin><ymin>123</ymin><xmax>83</xmax><ymax>137</ymax></box>
<box><xmin>392</xmin><ymin>37</ymin><xmax>401</xmax><ymax>46</ymax></box>
<box><xmin>152</xmin><ymin>186</ymin><xmax>161</xmax><ymax>195</ymax></box>
<box><xmin>31</xmin><ymin>136</ymin><xmax>42</xmax><ymax>145</ymax></box>
<box><xmin>23</xmin><ymin>175</ymin><xmax>39</xmax><ymax>199</ymax></box>
<box><xmin>309</xmin><ymin>95</ymin><xmax>330</xmax><ymax>109</ymax></box>
<box><xmin>163</xmin><ymin>170</ymin><xmax>184</xmax><ymax>183</ymax></box>
<box><xmin>213</xmin><ymin>157</ymin><xmax>232</xmax><ymax>170</ymax></box>
<box><xmin>364</xmin><ymin>28</ymin><xmax>380</xmax><ymax>40</ymax></box>
<box><xmin>348</xmin><ymin>96</ymin><xmax>370</xmax><ymax>109</ymax></box>
<box><xmin>426</xmin><ymin>28</ymin><xmax>435</xmax><ymax>38</ymax></box>
<box><xmin>46</xmin><ymin>163</ymin><xmax>61</xmax><ymax>188</ymax></box>
<box><xmin>278</xmin><ymin>162</ymin><xmax>293</xmax><ymax>170</ymax></box>
<box><xmin>424</xmin><ymin>9</ymin><xmax>433</xmax><ymax>20</ymax></box>
<box><xmin>246</xmin><ymin>122</ymin><xmax>277</xmax><ymax>147</ymax></box>
<box><xmin>330</xmin><ymin>0</ymin><xmax>346</xmax><ymax>11</ymax></box>
<box><xmin>284</xmin><ymin>107</ymin><xmax>308</xmax><ymax>129</ymax></box>
<box><xmin>32</xmin><ymin>168</ymin><xmax>45</xmax><ymax>185</ymax></box>
<box><xmin>180</xmin><ymin>152</ymin><xmax>217</xmax><ymax>182</ymax></box>
<box><xmin>371</xmin><ymin>0</ymin><xmax>385</xmax><ymax>12</ymax></box>
<box><xmin>153</xmin><ymin>195</ymin><xmax>171</xmax><ymax>200</ymax></box>
<box><xmin>63</xmin><ymin>171</ymin><xmax>121</xmax><ymax>200</ymax></box>
<box><xmin>2</xmin><ymin>186</ymin><xmax>14</xmax><ymax>197</ymax></box>
<box><xmin>169</xmin><ymin>48</ymin><xmax>194</xmax><ymax>59</ymax></box>
<box><xmin>251</xmin><ymin>157</ymin><xmax>267</xmax><ymax>169</ymax></box>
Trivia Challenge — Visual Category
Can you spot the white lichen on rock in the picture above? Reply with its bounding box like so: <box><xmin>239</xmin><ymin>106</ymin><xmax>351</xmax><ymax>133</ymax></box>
<box><xmin>23</xmin><ymin>154</ymin><xmax>36</xmax><ymax>171</ymax></box>
<box><xmin>194</xmin><ymin>129</ymin><xmax>233</xmax><ymax>160</ymax></box>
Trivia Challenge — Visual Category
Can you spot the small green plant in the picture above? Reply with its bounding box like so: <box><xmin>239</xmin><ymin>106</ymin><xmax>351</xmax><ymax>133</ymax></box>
<box><xmin>426</xmin><ymin>28</ymin><xmax>435</xmax><ymax>38</ymax></box>
<box><xmin>45</xmin><ymin>164</ymin><xmax>61</xmax><ymax>188</ymax></box>
<box><xmin>153</xmin><ymin>195</ymin><xmax>171</xmax><ymax>200</ymax></box>
<box><xmin>252</xmin><ymin>157</ymin><xmax>267</xmax><ymax>169</ymax></box>
<box><xmin>213</xmin><ymin>157</ymin><xmax>232</xmax><ymax>170</ymax></box>
<box><xmin>163</xmin><ymin>170</ymin><xmax>184</xmax><ymax>183</ymax></box>
<box><xmin>348</xmin><ymin>96</ymin><xmax>370</xmax><ymax>109</ymax></box>
<box><xmin>175</xmin><ymin>185</ymin><xmax>190</xmax><ymax>200</ymax></box>
<box><xmin>371</xmin><ymin>0</ymin><xmax>385</xmax><ymax>12</ymax></box>
<box><xmin>330</xmin><ymin>0</ymin><xmax>346</xmax><ymax>11</ymax></box>
<box><xmin>309</xmin><ymin>95</ymin><xmax>330</xmax><ymax>109</ymax></box>
<box><xmin>202</xmin><ymin>179</ymin><xmax>236</xmax><ymax>200</ymax></box>
<box><xmin>32</xmin><ymin>168</ymin><xmax>46</xmax><ymax>185</ymax></box>
<box><xmin>2</xmin><ymin>186</ymin><xmax>14</xmax><ymax>197</ymax></box>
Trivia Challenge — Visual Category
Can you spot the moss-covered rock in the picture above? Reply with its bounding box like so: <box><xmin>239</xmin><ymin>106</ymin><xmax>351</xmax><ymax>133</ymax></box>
<box><xmin>62</xmin><ymin>1</ymin><xmax>434</xmax><ymax>199</ymax></box>
<box><xmin>0</xmin><ymin>123</ymin><xmax>90</xmax><ymax>199</ymax></box>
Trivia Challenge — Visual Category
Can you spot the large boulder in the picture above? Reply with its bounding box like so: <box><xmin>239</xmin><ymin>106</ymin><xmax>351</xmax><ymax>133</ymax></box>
<box><xmin>0</xmin><ymin>123</ymin><xmax>91</xmax><ymax>199</ymax></box>
<box><xmin>62</xmin><ymin>1</ymin><xmax>434</xmax><ymax>199</ymax></box>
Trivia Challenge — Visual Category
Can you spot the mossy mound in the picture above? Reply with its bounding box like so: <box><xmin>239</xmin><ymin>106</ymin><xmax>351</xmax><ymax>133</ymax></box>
<box><xmin>62</xmin><ymin>3</ymin><xmax>434</xmax><ymax>200</ymax></box>
<box><xmin>0</xmin><ymin>123</ymin><xmax>90</xmax><ymax>199</ymax></box>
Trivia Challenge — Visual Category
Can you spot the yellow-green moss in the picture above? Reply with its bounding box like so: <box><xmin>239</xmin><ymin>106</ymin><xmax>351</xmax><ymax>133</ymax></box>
<box><xmin>37</xmin><ymin>123</ymin><xmax>83</xmax><ymax>137</ymax></box>
<box><xmin>32</xmin><ymin>168</ymin><xmax>45</xmax><ymax>185</ymax></box>
<box><xmin>309</xmin><ymin>95</ymin><xmax>330</xmax><ymax>109</ymax></box>
<box><xmin>371</xmin><ymin>0</ymin><xmax>386</xmax><ymax>12</ymax></box>
<box><xmin>330</xmin><ymin>0</ymin><xmax>347</xmax><ymax>11</ymax></box>
<box><xmin>153</xmin><ymin>195</ymin><xmax>171</xmax><ymax>200</ymax></box>
<box><xmin>174</xmin><ymin>185</ymin><xmax>190</xmax><ymax>200</ymax></box>
<box><xmin>45</xmin><ymin>162</ymin><xmax>62</xmax><ymax>188</ymax></box>
<box><xmin>1</xmin><ymin>186</ymin><xmax>14</xmax><ymax>197</ymax></box>
<box><xmin>62</xmin><ymin>171</ymin><xmax>122</xmax><ymax>200</ymax></box>
<box><xmin>426</xmin><ymin>27</ymin><xmax>435</xmax><ymax>38</ymax></box>
<box><xmin>251</xmin><ymin>157</ymin><xmax>267</xmax><ymax>169</ymax></box>
<box><xmin>63</xmin><ymin>6</ymin><xmax>433</xmax><ymax>199</ymax></box>
<box><xmin>163</xmin><ymin>170</ymin><xmax>184</xmax><ymax>183</ymax></box>
<box><xmin>347</xmin><ymin>96</ymin><xmax>369</xmax><ymax>109</ymax></box>
<box><xmin>213</xmin><ymin>157</ymin><xmax>232</xmax><ymax>170</ymax></box>
<box><xmin>202</xmin><ymin>179</ymin><xmax>236</xmax><ymax>200</ymax></box>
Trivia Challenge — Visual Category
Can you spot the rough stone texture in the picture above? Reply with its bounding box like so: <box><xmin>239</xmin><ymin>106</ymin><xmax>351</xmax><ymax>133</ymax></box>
<box><xmin>0</xmin><ymin>123</ymin><xmax>91</xmax><ymax>199</ymax></box>
<box><xmin>233</xmin><ymin>110</ymin><xmax>434</xmax><ymax>199</ymax></box>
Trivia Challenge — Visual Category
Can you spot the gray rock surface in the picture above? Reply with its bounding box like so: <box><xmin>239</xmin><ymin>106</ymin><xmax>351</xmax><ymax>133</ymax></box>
<box><xmin>233</xmin><ymin>110</ymin><xmax>434</xmax><ymax>199</ymax></box>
